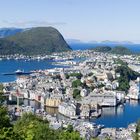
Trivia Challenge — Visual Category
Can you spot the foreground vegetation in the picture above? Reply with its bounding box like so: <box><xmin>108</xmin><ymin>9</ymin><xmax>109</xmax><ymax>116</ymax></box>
<box><xmin>0</xmin><ymin>92</ymin><xmax>82</xmax><ymax>140</ymax></box>
<box><xmin>0</xmin><ymin>110</ymin><xmax>82</xmax><ymax>140</ymax></box>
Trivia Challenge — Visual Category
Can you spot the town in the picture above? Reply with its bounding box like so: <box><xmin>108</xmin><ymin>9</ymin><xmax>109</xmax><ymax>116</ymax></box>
<box><xmin>1</xmin><ymin>49</ymin><xmax>140</xmax><ymax>140</ymax></box>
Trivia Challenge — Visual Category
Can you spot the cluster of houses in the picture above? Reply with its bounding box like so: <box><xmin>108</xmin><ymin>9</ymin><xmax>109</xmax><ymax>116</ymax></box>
<box><xmin>3</xmin><ymin>50</ymin><xmax>140</xmax><ymax>139</ymax></box>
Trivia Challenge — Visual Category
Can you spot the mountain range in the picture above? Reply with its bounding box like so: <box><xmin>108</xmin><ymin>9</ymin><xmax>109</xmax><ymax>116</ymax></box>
<box><xmin>0</xmin><ymin>28</ymin><xmax>24</xmax><ymax>38</ymax></box>
<box><xmin>67</xmin><ymin>39</ymin><xmax>134</xmax><ymax>45</ymax></box>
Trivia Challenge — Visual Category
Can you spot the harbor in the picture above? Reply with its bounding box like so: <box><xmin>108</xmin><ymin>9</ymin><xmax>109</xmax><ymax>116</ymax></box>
<box><xmin>4</xmin><ymin>89</ymin><xmax>140</xmax><ymax>128</ymax></box>
<box><xmin>1</xmin><ymin>50</ymin><xmax>140</xmax><ymax>139</ymax></box>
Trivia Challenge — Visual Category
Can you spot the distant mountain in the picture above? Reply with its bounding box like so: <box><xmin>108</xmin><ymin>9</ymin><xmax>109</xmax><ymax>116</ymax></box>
<box><xmin>66</xmin><ymin>39</ymin><xmax>84</xmax><ymax>44</ymax></box>
<box><xmin>0</xmin><ymin>28</ymin><xmax>24</xmax><ymax>38</ymax></box>
<box><xmin>66</xmin><ymin>39</ymin><xmax>99</xmax><ymax>44</ymax></box>
<box><xmin>67</xmin><ymin>39</ymin><xmax>134</xmax><ymax>45</ymax></box>
<box><xmin>100</xmin><ymin>40</ymin><xmax>134</xmax><ymax>45</ymax></box>
<box><xmin>111</xmin><ymin>46</ymin><xmax>132</xmax><ymax>54</ymax></box>
<box><xmin>92</xmin><ymin>46</ymin><xmax>132</xmax><ymax>55</ymax></box>
<box><xmin>0</xmin><ymin>27</ymin><xmax>71</xmax><ymax>55</ymax></box>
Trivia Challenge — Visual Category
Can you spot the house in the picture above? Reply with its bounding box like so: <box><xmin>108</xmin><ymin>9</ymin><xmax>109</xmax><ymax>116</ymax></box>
<box><xmin>58</xmin><ymin>102</ymin><xmax>76</xmax><ymax>118</ymax></box>
<box><xmin>46</xmin><ymin>98</ymin><xmax>61</xmax><ymax>107</ymax></box>
<box><xmin>80</xmin><ymin>89</ymin><xmax>88</xmax><ymax>97</ymax></box>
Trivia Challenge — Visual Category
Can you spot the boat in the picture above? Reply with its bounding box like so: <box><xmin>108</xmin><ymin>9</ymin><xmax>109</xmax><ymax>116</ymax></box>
<box><xmin>15</xmin><ymin>69</ymin><xmax>24</xmax><ymax>75</ymax></box>
<box><xmin>3</xmin><ymin>69</ymin><xmax>31</xmax><ymax>76</ymax></box>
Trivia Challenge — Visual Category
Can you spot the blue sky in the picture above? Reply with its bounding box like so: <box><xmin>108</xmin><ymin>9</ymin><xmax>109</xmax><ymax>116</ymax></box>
<box><xmin>0</xmin><ymin>0</ymin><xmax>140</xmax><ymax>42</ymax></box>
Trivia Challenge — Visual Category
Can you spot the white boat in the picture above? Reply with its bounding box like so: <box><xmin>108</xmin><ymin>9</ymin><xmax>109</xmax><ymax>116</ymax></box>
<box><xmin>15</xmin><ymin>69</ymin><xmax>24</xmax><ymax>75</ymax></box>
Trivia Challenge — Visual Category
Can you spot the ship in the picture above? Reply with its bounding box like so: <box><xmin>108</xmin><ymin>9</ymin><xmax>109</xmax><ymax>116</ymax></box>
<box><xmin>3</xmin><ymin>69</ymin><xmax>31</xmax><ymax>75</ymax></box>
<box><xmin>15</xmin><ymin>69</ymin><xmax>24</xmax><ymax>75</ymax></box>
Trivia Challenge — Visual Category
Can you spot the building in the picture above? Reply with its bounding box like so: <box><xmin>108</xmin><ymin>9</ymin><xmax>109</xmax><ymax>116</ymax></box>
<box><xmin>88</xmin><ymin>91</ymin><xmax>117</xmax><ymax>107</ymax></box>
<box><xmin>46</xmin><ymin>98</ymin><xmax>61</xmax><ymax>107</ymax></box>
<box><xmin>128</xmin><ymin>81</ymin><xmax>140</xmax><ymax>100</ymax></box>
<box><xmin>58</xmin><ymin>102</ymin><xmax>76</xmax><ymax>118</ymax></box>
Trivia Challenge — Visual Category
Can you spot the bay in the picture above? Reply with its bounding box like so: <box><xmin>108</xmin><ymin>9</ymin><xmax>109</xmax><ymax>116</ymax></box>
<box><xmin>70</xmin><ymin>43</ymin><xmax>140</xmax><ymax>53</ymax></box>
<box><xmin>0</xmin><ymin>59</ymin><xmax>68</xmax><ymax>83</ymax></box>
<box><xmin>1</xmin><ymin>43</ymin><xmax>140</xmax><ymax>128</ymax></box>
<box><xmin>22</xmin><ymin>99</ymin><xmax>140</xmax><ymax>128</ymax></box>
<box><xmin>92</xmin><ymin>100</ymin><xmax>140</xmax><ymax>128</ymax></box>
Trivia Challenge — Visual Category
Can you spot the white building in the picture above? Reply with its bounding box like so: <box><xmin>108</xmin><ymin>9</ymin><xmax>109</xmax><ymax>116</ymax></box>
<box><xmin>58</xmin><ymin>102</ymin><xmax>76</xmax><ymax>118</ymax></box>
<box><xmin>128</xmin><ymin>81</ymin><xmax>140</xmax><ymax>100</ymax></box>
<box><xmin>90</xmin><ymin>91</ymin><xmax>117</xmax><ymax>107</ymax></box>
<box><xmin>80</xmin><ymin>89</ymin><xmax>88</xmax><ymax>97</ymax></box>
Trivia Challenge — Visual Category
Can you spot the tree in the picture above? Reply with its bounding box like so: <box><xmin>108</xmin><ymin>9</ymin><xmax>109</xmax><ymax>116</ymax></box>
<box><xmin>67</xmin><ymin>125</ymin><xmax>73</xmax><ymax>133</ymax></box>
<box><xmin>73</xmin><ymin>89</ymin><xmax>81</xmax><ymax>99</ymax></box>
<box><xmin>72</xmin><ymin>80</ymin><xmax>83</xmax><ymax>88</ymax></box>
<box><xmin>0</xmin><ymin>106</ymin><xmax>11</xmax><ymax>129</ymax></box>
<box><xmin>58</xmin><ymin>131</ymin><xmax>83</xmax><ymax>140</ymax></box>
<box><xmin>0</xmin><ymin>127</ymin><xmax>22</xmax><ymax>140</ymax></box>
<box><xmin>136</xmin><ymin>120</ymin><xmax>140</xmax><ymax>133</ymax></box>
<box><xmin>65</xmin><ymin>74</ymin><xmax>70</xmax><ymax>79</ymax></box>
<box><xmin>116</xmin><ymin>65</ymin><xmax>140</xmax><ymax>92</ymax></box>
<box><xmin>13</xmin><ymin>113</ymin><xmax>82</xmax><ymax>140</ymax></box>
<box><xmin>0</xmin><ymin>94</ymin><xmax>5</xmax><ymax>105</ymax></box>
<box><xmin>69</xmin><ymin>73</ymin><xmax>83</xmax><ymax>79</ymax></box>
<box><xmin>132</xmin><ymin>132</ymin><xmax>139</xmax><ymax>140</ymax></box>
<box><xmin>0</xmin><ymin>84</ymin><xmax>4</xmax><ymax>92</ymax></box>
<box><xmin>14</xmin><ymin>113</ymin><xmax>56</xmax><ymax>140</ymax></box>
<box><xmin>0</xmin><ymin>84</ymin><xmax>5</xmax><ymax>105</ymax></box>
<box><xmin>115</xmin><ymin>58</ymin><xmax>128</xmax><ymax>66</ymax></box>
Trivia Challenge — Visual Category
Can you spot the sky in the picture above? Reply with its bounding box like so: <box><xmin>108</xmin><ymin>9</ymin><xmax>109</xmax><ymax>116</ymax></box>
<box><xmin>0</xmin><ymin>0</ymin><xmax>140</xmax><ymax>43</ymax></box>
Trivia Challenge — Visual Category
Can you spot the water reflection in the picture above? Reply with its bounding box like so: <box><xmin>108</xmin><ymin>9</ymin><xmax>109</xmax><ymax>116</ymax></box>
<box><xmin>23</xmin><ymin>99</ymin><xmax>41</xmax><ymax>110</ymax></box>
<box><xmin>93</xmin><ymin>100</ymin><xmax>140</xmax><ymax>128</ymax></box>
<box><xmin>10</xmin><ymin>98</ymin><xmax>140</xmax><ymax>128</ymax></box>
<box><xmin>116</xmin><ymin>105</ymin><xmax>124</xmax><ymax>116</ymax></box>
<box><xmin>101</xmin><ymin>105</ymin><xmax>124</xmax><ymax>117</ymax></box>
<box><xmin>129</xmin><ymin>100</ymin><xmax>140</xmax><ymax>106</ymax></box>
<box><xmin>101</xmin><ymin>107</ymin><xmax>117</xmax><ymax>116</ymax></box>
<box><xmin>23</xmin><ymin>99</ymin><xmax>58</xmax><ymax>116</ymax></box>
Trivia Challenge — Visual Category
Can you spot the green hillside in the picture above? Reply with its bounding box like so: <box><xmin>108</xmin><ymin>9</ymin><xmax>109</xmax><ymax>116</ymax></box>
<box><xmin>92</xmin><ymin>46</ymin><xmax>132</xmax><ymax>55</ymax></box>
<box><xmin>0</xmin><ymin>27</ymin><xmax>71</xmax><ymax>55</ymax></box>
<box><xmin>92</xmin><ymin>46</ymin><xmax>112</xmax><ymax>52</ymax></box>
<box><xmin>111</xmin><ymin>46</ymin><xmax>131</xmax><ymax>55</ymax></box>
